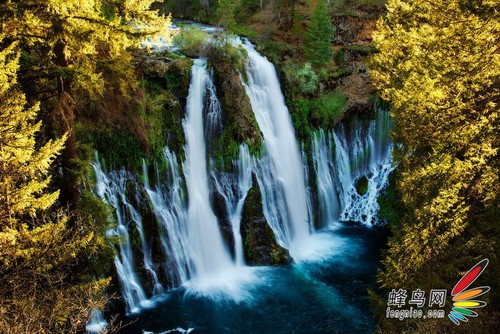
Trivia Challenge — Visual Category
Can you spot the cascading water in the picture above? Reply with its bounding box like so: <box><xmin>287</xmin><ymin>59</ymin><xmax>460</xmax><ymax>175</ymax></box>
<box><xmin>204</xmin><ymin>69</ymin><xmax>222</xmax><ymax>150</ymax></box>
<box><xmin>183</xmin><ymin>59</ymin><xmax>234</xmax><ymax>277</ymax></box>
<box><xmin>92</xmin><ymin>157</ymin><xmax>153</xmax><ymax>313</ymax></box>
<box><xmin>253</xmin><ymin>154</ymin><xmax>291</xmax><ymax>247</ymax></box>
<box><xmin>212</xmin><ymin>144</ymin><xmax>253</xmax><ymax>266</ymax></box>
<box><xmin>142</xmin><ymin>154</ymin><xmax>193</xmax><ymax>288</ymax></box>
<box><xmin>85</xmin><ymin>309</ymin><xmax>108</xmax><ymax>334</ymax></box>
<box><xmin>90</xmin><ymin>26</ymin><xmax>396</xmax><ymax>333</ymax></box>
<box><xmin>312</xmin><ymin>109</ymin><xmax>394</xmax><ymax>226</ymax></box>
<box><xmin>242</xmin><ymin>40</ymin><xmax>311</xmax><ymax>253</ymax></box>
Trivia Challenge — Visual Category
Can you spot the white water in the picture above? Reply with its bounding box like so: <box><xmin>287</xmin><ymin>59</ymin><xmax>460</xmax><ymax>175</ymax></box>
<box><xmin>92</xmin><ymin>31</ymin><xmax>396</xmax><ymax>325</ymax></box>
<box><xmin>204</xmin><ymin>69</ymin><xmax>223</xmax><ymax>149</ymax></box>
<box><xmin>142</xmin><ymin>156</ymin><xmax>192</xmax><ymax>289</ymax></box>
<box><xmin>183</xmin><ymin>59</ymin><xmax>234</xmax><ymax>277</ymax></box>
<box><xmin>92</xmin><ymin>158</ymin><xmax>153</xmax><ymax>313</ymax></box>
<box><xmin>212</xmin><ymin>144</ymin><xmax>253</xmax><ymax>265</ymax></box>
<box><xmin>312</xmin><ymin>109</ymin><xmax>394</xmax><ymax>226</ymax></box>
<box><xmin>86</xmin><ymin>309</ymin><xmax>108</xmax><ymax>334</ymax></box>
<box><xmin>242</xmin><ymin>40</ymin><xmax>311</xmax><ymax>254</ymax></box>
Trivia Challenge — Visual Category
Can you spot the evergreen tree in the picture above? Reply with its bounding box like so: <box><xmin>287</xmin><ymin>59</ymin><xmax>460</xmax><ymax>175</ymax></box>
<box><xmin>216</xmin><ymin>0</ymin><xmax>238</xmax><ymax>32</ymax></box>
<box><xmin>0</xmin><ymin>37</ymin><xmax>108</xmax><ymax>334</ymax></box>
<box><xmin>0</xmin><ymin>0</ymin><xmax>173</xmax><ymax>206</ymax></box>
<box><xmin>304</xmin><ymin>0</ymin><xmax>334</xmax><ymax>67</ymax></box>
<box><xmin>370</xmin><ymin>0</ymin><xmax>499</xmax><ymax>302</ymax></box>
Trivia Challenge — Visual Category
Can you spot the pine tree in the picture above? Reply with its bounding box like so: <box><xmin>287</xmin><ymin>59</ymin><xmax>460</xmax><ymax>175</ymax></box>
<box><xmin>0</xmin><ymin>37</ymin><xmax>109</xmax><ymax>334</ymax></box>
<box><xmin>0</xmin><ymin>0</ymin><xmax>174</xmax><ymax>205</ymax></box>
<box><xmin>370</xmin><ymin>0</ymin><xmax>499</xmax><ymax>289</ymax></box>
<box><xmin>304</xmin><ymin>0</ymin><xmax>334</xmax><ymax>67</ymax></box>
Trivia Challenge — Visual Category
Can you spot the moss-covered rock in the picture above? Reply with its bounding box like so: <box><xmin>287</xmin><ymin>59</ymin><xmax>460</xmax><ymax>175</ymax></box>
<box><xmin>207</xmin><ymin>45</ymin><xmax>262</xmax><ymax>167</ymax></box>
<box><xmin>75</xmin><ymin>53</ymin><xmax>192</xmax><ymax>171</ymax></box>
<box><xmin>241</xmin><ymin>175</ymin><xmax>291</xmax><ymax>265</ymax></box>
<box><xmin>355</xmin><ymin>176</ymin><xmax>369</xmax><ymax>196</ymax></box>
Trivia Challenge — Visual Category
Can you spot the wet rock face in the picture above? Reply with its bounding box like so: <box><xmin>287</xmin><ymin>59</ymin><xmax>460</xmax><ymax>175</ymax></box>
<box><xmin>210</xmin><ymin>188</ymin><xmax>236</xmax><ymax>258</ymax></box>
<box><xmin>208</xmin><ymin>47</ymin><xmax>261</xmax><ymax>148</ymax></box>
<box><xmin>241</xmin><ymin>174</ymin><xmax>291</xmax><ymax>265</ymax></box>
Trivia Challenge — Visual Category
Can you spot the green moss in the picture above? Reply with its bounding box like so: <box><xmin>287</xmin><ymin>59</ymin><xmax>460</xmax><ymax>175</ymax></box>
<box><xmin>329</xmin><ymin>68</ymin><xmax>352</xmax><ymax>79</ymax></box>
<box><xmin>207</xmin><ymin>44</ymin><xmax>262</xmax><ymax>169</ymax></box>
<box><xmin>241</xmin><ymin>177</ymin><xmax>290</xmax><ymax>265</ymax></box>
<box><xmin>77</xmin><ymin>190</ymin><xmax>116</xmax><ymax>276</ymax></box>
<box><xmin>75</xmin><ymin>121</ymin><xmax>145</xmax><ymax>169</ymax></box>
<box><xmin>377</xmin><ymin>171</ymin><xmax>403</xmax><ymax>228</ymax></box>
<box><xmin>345</xmin><ymin>44</ymin><xmax>378</xmax><ymax>54</ymax></box>
<box><xmin>355</xmin><ymin>176</ymin><xmax>369</xmax><ymax>195</ymax></box>
<box><xmin>310</xmin><ymin>90</ymin><xmax>348</xmax><ymax>129</ymax></box>
<box><xmin>290</xmin><ymin>98</ymin><xmax>314</xmax><ymax>141</ymax></box>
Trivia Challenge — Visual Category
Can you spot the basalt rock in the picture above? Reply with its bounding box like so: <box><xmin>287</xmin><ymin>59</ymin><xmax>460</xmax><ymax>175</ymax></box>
<box><xmin>241</xmin><ymin>174</ymin><xmax>291</xmax><ymax>265</ymax></box>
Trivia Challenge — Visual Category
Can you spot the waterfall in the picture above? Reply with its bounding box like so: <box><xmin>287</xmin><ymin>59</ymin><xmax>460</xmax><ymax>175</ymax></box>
<box><xmin>204</xmin><ymin>69</ymin><xmax>222</xmax><ymax>150</ymax></box>
<box><xmin>253</xmin><ymin>154</ymin><xmax>291</xmax><ymax>247</ymax></box>
<box><xmin>312</xmin><ymin>109</ymin><xmax>394</xmax><ymax>226</ymax></box>
<box><xmin>92</xmin><ymin>157</ymin><xmax>153</xmax><ymax>313</ymax></box>
<box><xmin>212</xmin><ymin>144</ymin><xmax>253</xmax><ymax>266</ymax></box>
<box><xmin>143</xmin><ymin>150</ymin><xmax>193</xmax><ymax>287</ymax></box>
<box><xmin>86</xmin><ymin>309</ymin><xmax>108</xmax><ymax>334</ymax></box>
<box><xmin>91</xmin><ymin>58</ymin><xmax>260</xmax><ymax>312</ymax></box>
<box><xmin>312</xmin><ymin>129</ymin><xmax>340</xmax><ymax>225</ymax></box>
<box><xmin>183</xmin><ymin>59</ymin><xmax>234</xmax><ymax>277</ymax></box>
<box><xmin>242</xmin><ymin>40</ymin><xmax>311</xmax><ymax>253</ymax></box>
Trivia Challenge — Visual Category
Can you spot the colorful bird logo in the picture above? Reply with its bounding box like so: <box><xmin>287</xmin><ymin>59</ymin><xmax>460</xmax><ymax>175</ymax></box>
<box><xmin>448</xmin><ymin>259</ymin><xmax>490</xmax><ymax>325</ymax></box>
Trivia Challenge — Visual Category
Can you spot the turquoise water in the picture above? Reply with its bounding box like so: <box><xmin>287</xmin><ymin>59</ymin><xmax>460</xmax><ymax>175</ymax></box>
<box><xmin>119</xmin><ymin>225</ymin><xmax>387</xmax><ymax>334</ymax></box>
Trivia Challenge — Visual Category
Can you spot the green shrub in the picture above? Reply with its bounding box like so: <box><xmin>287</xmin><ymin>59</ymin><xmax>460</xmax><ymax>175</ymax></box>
<box><xmin>310</xmin><ymin>90</ymin><xmax>347</xmax><ymax>128</ymax></box>
<box><xmin>172</xmin><ymin>27</ymin><xmax>211</xmax><ymax>56</ymax></box>
<box><xmin>283</xmin><ymin>61</ymin><xmax>319</xmax><ymax>95</ymax></box>
<box><xmin>345</xmin><ymin>44</ymin><xmax>378</xmax><ymax>54</ymax></box>
<box><xmin>297</xmin><ymin>63</ymin><xmax>319</xmax><ymax>94</ymax></box>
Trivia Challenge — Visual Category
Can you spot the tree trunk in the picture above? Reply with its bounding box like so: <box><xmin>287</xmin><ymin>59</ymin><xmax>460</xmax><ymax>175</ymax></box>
<box><xmin>283</xmin><ymin>0</ymin><xmax>290</xmax><ymax>31</ymax></box>
<box><xmin>54</xmin><ymin>38</ymin><xmax>79</xmax><ymax>207</ymax></box>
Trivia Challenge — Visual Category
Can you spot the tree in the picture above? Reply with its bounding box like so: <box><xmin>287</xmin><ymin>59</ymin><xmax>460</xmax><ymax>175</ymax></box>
<box><xmin>216</xmin><ymin>0</ymin><xmax>238</xmax><ymax>32</ymax></box>
<box><xmin>0</xmin><ymin>37</ymin><xmax>109</xmax><ymax>334</ymax></box>
<box><xmin>370</xmin><ymin>0</ymin><xmax>499</xmax><ymax>291</ymax></box>
<box><xmin>304</xmin><ymin>0</ymin><xmax>334</xmax><ymax>67</ymax></box>
<box><xmin>1</xmin><ymin>0</ymin><xmax>173</xmax><ymax>206</ymax></box>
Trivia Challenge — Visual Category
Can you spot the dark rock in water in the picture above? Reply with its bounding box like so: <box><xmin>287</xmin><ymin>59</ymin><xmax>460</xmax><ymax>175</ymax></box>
<box><xmin>210</xmin><ymin>187</ymin><xmax>235</xmax><ymax>258</ymax></box>
<box><xmin>104</xmin><ymin>295</ymin><xmax>127</xmax><ymax>320</ymax></box>
<box><xmin>355</xmin><ymin>176</ymin><xmax>369</xmax><ymax>196</ymax></box>
<box><xmin>241</xmin><ymin>174</ymin><xmax>291</xmax><ymax>265</ymax></box>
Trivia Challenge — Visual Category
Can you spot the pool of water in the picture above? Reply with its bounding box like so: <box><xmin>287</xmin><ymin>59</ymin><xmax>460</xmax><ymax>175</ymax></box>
<box><xmin>118</xmin><ymin>224</ymin><xmax>387</xmax><ymax>334</ymax></box>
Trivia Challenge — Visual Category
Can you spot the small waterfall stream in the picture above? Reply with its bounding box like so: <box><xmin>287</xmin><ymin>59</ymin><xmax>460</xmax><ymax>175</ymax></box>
<box><xmin>92</xmin><ymin>160</ymin><xmax>153</xmax><ymax>313</ymax></box>
<box><xmin>142</xmin><ymin>150</ymin><xmax>192</xmax><ymax>287</ymax></box>
<box><xmin>212</xmin><ymin>144</ymin><xmax>253</xmax><ymax>266</ymax></box>
<box><xmin>312</xmin><ymin>109</ymin><xmax>394</xmax><ymax>226</ymax></box>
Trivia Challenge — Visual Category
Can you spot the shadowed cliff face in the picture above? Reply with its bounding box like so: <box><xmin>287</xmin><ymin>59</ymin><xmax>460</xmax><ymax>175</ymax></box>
<box><xmin>330</xmin><ymin>4</ymin><xmax>386</xmax><ymax>115</ymax></box>
<box><xmin>241</xmin><ymin>174</ymin><xmax>291</xmax><ymax>265</ymax></box>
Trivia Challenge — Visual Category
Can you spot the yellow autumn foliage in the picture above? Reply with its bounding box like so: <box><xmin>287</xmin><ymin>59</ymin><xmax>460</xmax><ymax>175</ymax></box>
<box><xmin>0</xmin><ymin>36</ymin><xmax>109</xmax><ymax>334</ymax></box>
<box><xmin>370</xmin><ymin>0</ymin><xmax>499</xmax><ymax>287</ymax></box>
